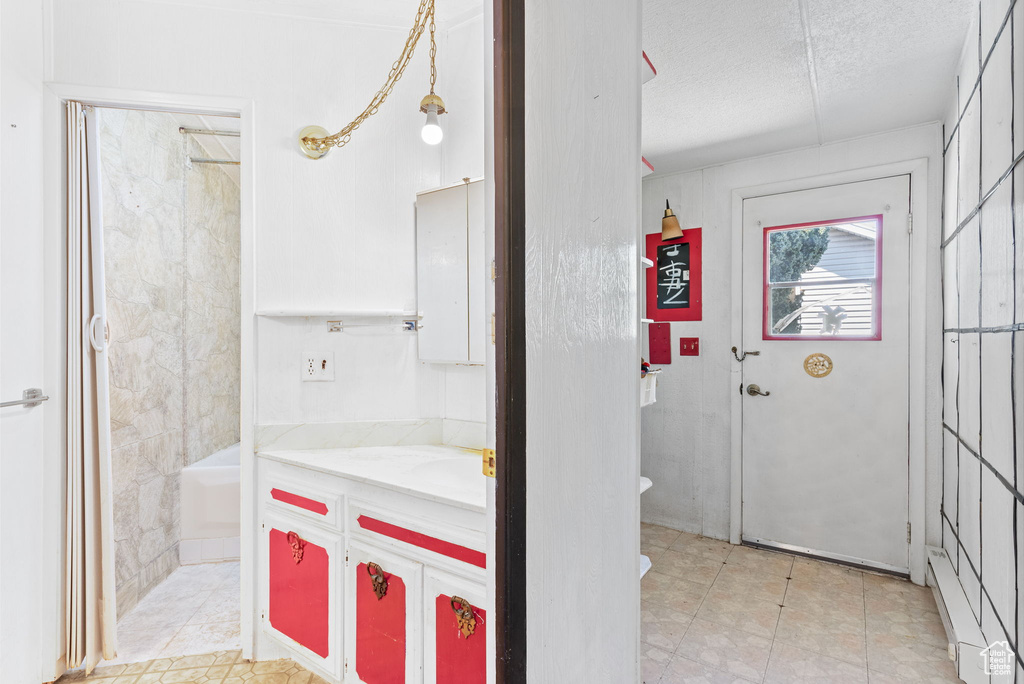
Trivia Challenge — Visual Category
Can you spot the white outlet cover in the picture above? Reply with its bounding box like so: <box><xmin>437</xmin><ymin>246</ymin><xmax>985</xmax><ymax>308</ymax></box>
<box><xmin>302</xmin><ymin>352</ymin><xmax>335</xmax><ymax>382</ymax></box>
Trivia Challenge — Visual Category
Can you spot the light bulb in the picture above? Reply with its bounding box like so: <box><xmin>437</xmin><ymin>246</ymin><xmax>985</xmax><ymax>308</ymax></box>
<box><xmin>421</xmin><ymin>104</ymin><xmax>443</xmax><ymax>145</ymax></box>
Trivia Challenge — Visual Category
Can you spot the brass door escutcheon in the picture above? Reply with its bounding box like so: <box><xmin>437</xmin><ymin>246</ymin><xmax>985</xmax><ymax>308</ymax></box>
<box><xmin>367</xmin><ymin>562</ymin><xmax>388</xmax><ymax>600</ymax></box>
<box><xmin>450</xmin><ymin>595</ymin><xmax>477</xmax><ymax>638</ymax></box>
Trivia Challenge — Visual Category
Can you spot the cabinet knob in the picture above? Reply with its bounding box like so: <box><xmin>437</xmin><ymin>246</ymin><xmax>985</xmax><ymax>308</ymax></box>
<box><xmin>367</xmin><ymin>562</ymin><xmax>389</xmax><ymax>600</ymax></box>
<box><xmin>450</xmin><ymin>595</ymin><xmax>478</xmax><ymax>638</ymax></box>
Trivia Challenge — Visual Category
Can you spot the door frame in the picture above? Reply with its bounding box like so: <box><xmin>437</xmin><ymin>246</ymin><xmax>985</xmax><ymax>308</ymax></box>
<box><xmin>493</xmin><ymin>0</ymin><xmax>527</xmax><ymax>681</ymax></box>
<box><xmin>729</xmin><ymin>159</ymin><xmax>931</xmax><ymax>584</ymax></box>
<box><xmin>41</xmin><ymin>82</ymin><xmax>257</xmax><ymax>673</ymax></box>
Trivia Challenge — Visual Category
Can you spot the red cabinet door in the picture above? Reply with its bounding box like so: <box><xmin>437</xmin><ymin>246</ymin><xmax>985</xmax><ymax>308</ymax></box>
<box><xmin>424</xmin><ymin>568</ymin><xmax>486</xmax><ymax>684</ymax></box>
<box><xmin>356</xmin><ymin>561</ymin><xmax>407</xmax><ymax>683</ymax></box>
<box><xmin>268</xmin><ymin>527</ymin><xmax>330</xmax><ymax>658</ymax></box>
<box><xmin>348</xmin><ymin>541</ymin><xmax>423</xmax><ymax>684</ymax></box>
<box><xmin>434</xmin><ymin>594</ymin><xmax>486</xmax><ymax>684</ymax></box>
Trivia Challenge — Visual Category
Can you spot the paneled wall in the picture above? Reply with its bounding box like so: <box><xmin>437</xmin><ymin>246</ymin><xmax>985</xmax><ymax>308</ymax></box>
<box><xmin>641</xmin><ymin>124</ymin><xmax>945</xmax><ymax>542</ymax></box>
<box><xmin>51</xmin><ymin>0</ymin><xmax>484</xmax><ymax>429</ymax></box>
<box><xmin>940</xmin><ymin>0</ymin><xmax>1022</xmax><ymax>672</ymax></box>
<box><xmin>524</xmin><ymin>0</ymin><xmax>642</xmax><ymax>679</ymax></box>
<box><xmin>100</xmin><ymin>108</ymin><xmax>241</xmax><ymax>616</ymax></box>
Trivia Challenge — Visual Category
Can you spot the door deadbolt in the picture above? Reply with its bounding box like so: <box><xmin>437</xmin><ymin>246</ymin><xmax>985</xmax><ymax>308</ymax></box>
<box><xmin>746</xmin><ymin>384</ymin><xmax>770</xmax><ymax>397</ymax></box>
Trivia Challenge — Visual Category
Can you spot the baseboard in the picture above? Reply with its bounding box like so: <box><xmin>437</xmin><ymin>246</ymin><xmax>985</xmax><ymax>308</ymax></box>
<box><xmin>926</xmin><ymin>546</ymin><xmax>989</xmax><ymax>683</ymax></box>
<box><xmin>180</xmin><ymin>536</ymin><xmax>241</xmax><ymax>564</ymax></box>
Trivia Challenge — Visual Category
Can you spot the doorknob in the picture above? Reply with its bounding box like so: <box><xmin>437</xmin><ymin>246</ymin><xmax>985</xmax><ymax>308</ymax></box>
<box><xmin>746</xmin><ymin>384</ymin><xmax>771</xmax><ymax>397</ymax></box>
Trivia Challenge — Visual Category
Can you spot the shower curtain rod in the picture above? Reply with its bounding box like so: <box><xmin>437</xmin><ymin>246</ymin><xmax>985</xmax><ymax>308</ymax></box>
<box><xmin>178</xmin><ymin>126</ymin><xmax>240</xmax><ymax>137</ymax></box>
<box><xmin>190</xmin><ymin>157</ymin><xmax>240</xmax><ymax>166</ymax></box>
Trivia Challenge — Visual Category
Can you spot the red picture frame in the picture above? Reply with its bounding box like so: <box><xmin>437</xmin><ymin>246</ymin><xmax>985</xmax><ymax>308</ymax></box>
<box><xmin>645</xmin><ymin>229</ymin><xmax>702</xmax><ymax>322</ymax></box>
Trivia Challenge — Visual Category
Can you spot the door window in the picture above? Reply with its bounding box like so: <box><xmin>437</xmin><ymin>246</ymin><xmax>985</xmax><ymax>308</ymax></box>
<box><xmin>763</xmin><ymin>215</ymin><xmax>882</xmax><ymax>340</ymax></box>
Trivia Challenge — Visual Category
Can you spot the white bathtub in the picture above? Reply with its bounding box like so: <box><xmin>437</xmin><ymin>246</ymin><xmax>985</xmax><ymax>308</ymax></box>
<box><xmin>180</xmin><ymin>443</ymin><xmax>241</xmax><ymax>564</ymax></box>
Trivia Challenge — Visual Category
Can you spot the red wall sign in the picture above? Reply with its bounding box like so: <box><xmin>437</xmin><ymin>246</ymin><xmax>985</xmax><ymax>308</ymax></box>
<box><xmin>648</xmin><ymin>323</ymin><xmax>672</xmax><ymax>365</ymax></box>
<box><xmin>646</xmin><ymin>229</ymin><xmax>702</xmax><ymax>322</ymax></box>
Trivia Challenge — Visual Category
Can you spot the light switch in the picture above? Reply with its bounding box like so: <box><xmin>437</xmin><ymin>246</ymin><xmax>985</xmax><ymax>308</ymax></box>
<box><xmin>679</xmin><ymin>337</ymin><xmax>699</xmax><ymax>356</ymax></box>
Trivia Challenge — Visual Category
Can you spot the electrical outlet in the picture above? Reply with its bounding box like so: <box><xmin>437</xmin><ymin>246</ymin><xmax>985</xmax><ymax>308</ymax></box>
<box><xmin>302</xmin><ymin>352</ymin><xmax>335</xmax><ymax>382</ymax></box>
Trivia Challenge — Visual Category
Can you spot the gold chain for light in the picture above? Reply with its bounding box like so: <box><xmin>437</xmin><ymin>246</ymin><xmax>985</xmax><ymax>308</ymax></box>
<box><xmin>428</xmin><ymin>7</ymin><xmax>437</xmax><ymax>94</ymax></box>
<box><xmin>303</xmin><ymin>0</ymin><xmax>436</xmax><ymax>152</ymax></box>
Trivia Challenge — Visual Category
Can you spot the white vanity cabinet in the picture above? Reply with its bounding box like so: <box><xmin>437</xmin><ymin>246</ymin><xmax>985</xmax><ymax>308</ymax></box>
<box><xmin>257</xmin><ymin>447</ymin><xmax>487</xmax><ymax>684</ymax></box>
<box><xmin>416</xmin><ymin>178</ymin><xmax>486</xmax><ymax>364</ymax></box>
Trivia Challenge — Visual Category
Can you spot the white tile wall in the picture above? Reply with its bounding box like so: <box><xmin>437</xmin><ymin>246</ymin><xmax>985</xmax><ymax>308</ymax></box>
<box><xmin>940</xmin><ymin>1</ymin><xmax>1022</xmax><ymax>677</ymax></box>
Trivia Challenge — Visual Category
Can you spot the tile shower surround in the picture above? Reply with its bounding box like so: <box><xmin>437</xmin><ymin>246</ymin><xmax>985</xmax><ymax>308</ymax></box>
<box><xmin>100</xmin><ymin>108</ymin><xmax>241</xmax><ymax>617</ymax></box>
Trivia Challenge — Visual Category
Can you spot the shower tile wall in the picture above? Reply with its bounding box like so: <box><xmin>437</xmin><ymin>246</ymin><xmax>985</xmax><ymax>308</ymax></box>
<box><xmin>99</xmin><ymin>109</ymin><xmax>240</xmax><ymax>618</ymax></box>
<box><xmin>184</xmin><ymin>137</ymin><xmax>241</xmax><ymax>465</ymax></box>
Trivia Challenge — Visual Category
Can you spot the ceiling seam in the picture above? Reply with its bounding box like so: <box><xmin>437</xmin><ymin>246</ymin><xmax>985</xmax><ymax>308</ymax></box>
<box><xmin>797</xmin><ymin>0</ymin><xmax>825</xmax><ymax>145</ymax></box>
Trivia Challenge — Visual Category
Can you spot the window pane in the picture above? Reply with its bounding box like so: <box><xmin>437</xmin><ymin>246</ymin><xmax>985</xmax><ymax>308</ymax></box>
<box><xmin>765</xmin><ymin>218</ymin><xmax>880</xmax><ymax>339</ymax></box>
<box><xmin>768</xmin><ymin>283</ymin><xmax>875</xmax><ymax>336</ymax></box>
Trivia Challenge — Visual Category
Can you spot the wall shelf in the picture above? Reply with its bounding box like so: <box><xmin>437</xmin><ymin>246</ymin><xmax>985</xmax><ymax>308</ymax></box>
<box><xmin>640</xmin><ymin>476</ymin><xmax>652</xmax><ymax>494</ymax></box>
<box><xmin>642</xmin><ymin>51</ymin><xmax>657</xmax><ymax>84</ymax></box>
<box><xmin>641</xmin><ymin>256</ymin><xmax>654</xmax><ymax>268</ymax></box>
<box><xmin>640</xmin><ymin>554</ymin><xmax>652</xmax><ymax>579</ymax></box>
<box><xmin>256</xmin><ymin>310</ymin><xmax>419</xmax><ymax>318</ymax></box>
<box><xmin>642</xmin><ymin>156</ymin><xmax>654</xmax><ymax>178</ymax></box>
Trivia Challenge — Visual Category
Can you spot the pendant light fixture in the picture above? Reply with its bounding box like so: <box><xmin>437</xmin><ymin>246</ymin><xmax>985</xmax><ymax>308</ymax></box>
<box><xmin>298</xmin><ymin>0</ymin><xmax>444</xmax><ymax>159</ymax></box>
<box><xmin>419</xmin><ymin>10</ymin><xmax>446</xmax><ymax>145</ymax></box>
<box><xmin>661</xmin><ymin>200</ymin><xmax>683</xmax><ymax>240</ymax></box>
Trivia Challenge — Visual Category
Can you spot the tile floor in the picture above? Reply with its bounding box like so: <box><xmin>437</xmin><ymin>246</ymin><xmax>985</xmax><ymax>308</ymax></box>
<box><xmin>58</xmin><ymin>650</ymin><xmax>326</xmax><ymax>684</ymax></box>
<box><xmin>641</xmin><ymin>523</ymin><xmax>959</xmax><ymax>683</ymax></box>
<box><xmin>100</xmin><ymin>561</ymin><xmax>241</xmax><ymax>666</ymax></box>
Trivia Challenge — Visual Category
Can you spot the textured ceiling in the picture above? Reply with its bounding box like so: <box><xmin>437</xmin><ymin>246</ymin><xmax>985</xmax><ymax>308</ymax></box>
<box><xmin>192</xmin><ymin>0</ymin><xmax>483</xmax><ymax>27</ymax></box>
<box><xmin>642</xmin><ymin>0</ymin><xmax>974</xmax><ymax>174</ymax></box>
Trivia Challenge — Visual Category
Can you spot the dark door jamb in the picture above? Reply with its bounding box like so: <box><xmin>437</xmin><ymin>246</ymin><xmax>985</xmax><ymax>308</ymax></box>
<box><xmin>493</xmin><ymin>0</ymin><xmax>526</xmax><ymax>681</ymax></box>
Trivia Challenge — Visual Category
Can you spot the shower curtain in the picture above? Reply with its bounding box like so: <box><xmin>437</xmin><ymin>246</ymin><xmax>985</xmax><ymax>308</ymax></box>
<box><xmin>65</xmin><ymin>101</ymin><xmax>118</xmax><ymax>673</ymax></box>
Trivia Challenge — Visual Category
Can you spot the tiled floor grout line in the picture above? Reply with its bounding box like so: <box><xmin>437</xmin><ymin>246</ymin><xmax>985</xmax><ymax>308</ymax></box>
<box><xmin>756</xmin><ymin>572</ymin><xmax>793</xmax><ymax>684</ymax></box>
<box><xmin>643</xmin><ymin>525</ymin><xmax>959</xmax><ymax>683</ymax></box>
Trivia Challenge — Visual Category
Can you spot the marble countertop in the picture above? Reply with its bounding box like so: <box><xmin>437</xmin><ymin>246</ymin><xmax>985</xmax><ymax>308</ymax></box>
<box><xmin>258</xmin><ymin>444</ymin><xmax>487</xmax><ymax>513</ymax></box>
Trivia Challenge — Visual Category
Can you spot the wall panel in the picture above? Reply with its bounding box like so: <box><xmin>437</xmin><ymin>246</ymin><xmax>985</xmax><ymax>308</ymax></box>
<box><xmin>640</xmin><ymin>123</ymin><xmax>944</xmax><ymax>541</ymax></box>
<box><xmin>940</xmin><ymin>0</ymin><xmax>1021</xmax><ymax>665</ymax></box>
<box><xmin>523</xmin><ymin>0</ymin><xmax>642</xmax><ymax>678</ymax></box>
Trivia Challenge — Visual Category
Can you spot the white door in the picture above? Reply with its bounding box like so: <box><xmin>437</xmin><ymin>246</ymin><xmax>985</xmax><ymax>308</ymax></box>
<box><xmin>741</xmin><ymin>175</ymin><xmax>911</xmax><ymax>573</ymax></box>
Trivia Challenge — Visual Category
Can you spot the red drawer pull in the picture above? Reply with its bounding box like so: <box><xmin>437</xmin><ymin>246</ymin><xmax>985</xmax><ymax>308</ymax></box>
<box><xmin>450</xmin><ymin>595</ymin><xmax>477</xmax><ymax>638</ymax></box>
<box><xmin>367</xmin><ymin>562</ymin><xmax>388</xmax><ymax>600</ymax></box>
<box><xmin>287</xmin><ymin>531</ymin><xmax>306</xmax><ymax>564</ymax></box>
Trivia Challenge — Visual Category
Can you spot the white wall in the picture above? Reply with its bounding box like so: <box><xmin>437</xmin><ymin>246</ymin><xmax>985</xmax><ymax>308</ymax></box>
<box><xmin>641</xmin><ymin>123</ymin><xmax>945</xmax><ymax>544</ymax></box>
<box><xmin>0</xmin><ymin>1</ymin><xmax>486</xmax><ymax>680</ymax></box>
<box><xmin>0</xmin><ymin>0</ymin><xmax>51</xmax><ymax>680</ymax></box>
<box><xmin>940</xmin><ymin>0</ymin><xmax>1022</xmax><ymax>675</ymax></box>
<box><xmin>49</xmin><ymin>0</ymin><xmax>485</xmax><ymax>429</ymax></box>
<box><xmin>437</xmin><ymin>10</ymin><xmax>488</xmax><ymax>424</ymax></box>
<box><xmin>524</xmin><ymin>0</ymin><xmax>642</xmax><ymax>680</ymax></box>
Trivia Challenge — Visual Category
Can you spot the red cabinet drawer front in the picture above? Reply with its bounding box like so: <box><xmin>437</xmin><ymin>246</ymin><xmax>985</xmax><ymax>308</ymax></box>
<box><xmin>268</xmin><ymin>529</ymin><xmax>330</xmax><ymax>658</ymax></box>
<box><xmin>435</xmin><ymin>595</ymin><xmax>486</xmax><ymax>684</ymax></box>
<box><xmin>356</xmin><ymin>562</ymin><xmax>407</xmax><ymax>684</ymax></box>
<box><xmin>357</xmin><ymin>515</ymin><xmax>486</xmax><ymax>569</ymax></box>
<box><xmin>270</xmin><ymin>487</ymin><xmax>329</xmax><ymax>515</ymax></box>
